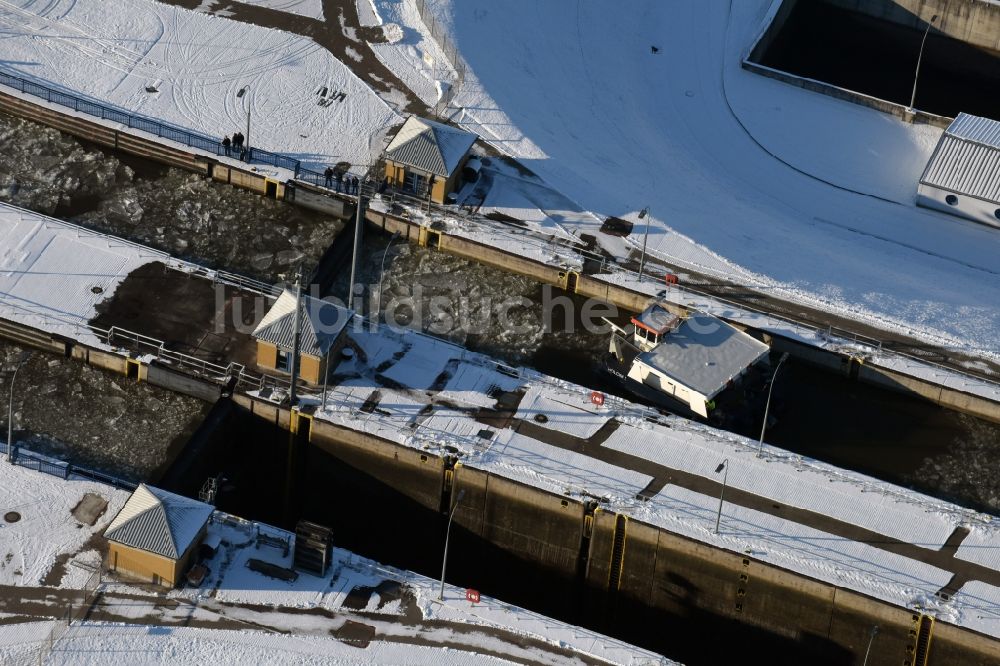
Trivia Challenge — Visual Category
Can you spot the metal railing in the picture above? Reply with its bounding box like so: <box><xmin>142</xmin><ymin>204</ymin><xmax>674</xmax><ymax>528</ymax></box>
<box><xmin>0</xmin><ymin>438</ymin><xmax>137</xmax><ymax>491</ymax></box>
<box><xmin>0</xmin><ymin>68</ymin><xmax>300</xmax><ymax>174</ymax></box>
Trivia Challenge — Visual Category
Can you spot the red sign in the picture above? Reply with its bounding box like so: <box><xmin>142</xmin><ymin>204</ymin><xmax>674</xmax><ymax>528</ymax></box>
<box><xmin>466</xmin><ymin>588</ymin><xmax>480</xmax><ymax>604</ymax></box>
<box><xmin>590</xmin><ymin>391</ymin><xmax>605</xmax><ymax>407</ymax></box>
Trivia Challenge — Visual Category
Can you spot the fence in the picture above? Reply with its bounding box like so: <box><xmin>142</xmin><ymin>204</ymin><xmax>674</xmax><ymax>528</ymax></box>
<box><xmin>8</xmin><ymin>565</ymin><xmax>104</xmax><ymax>665</ymax></box>
<box><xmin>0</xmin><ymin>69</ymin><xmax>301</xmax><ymax>175</ymax></box>
<box><xmin>412</xmin><ymin>0</ymin><xmax>467</xmax><ymax>115</ymax></box>
<box><xmin>1</xmin><ymin>438</ymin><xmax>137</xmax><ymax>491</ymax></box>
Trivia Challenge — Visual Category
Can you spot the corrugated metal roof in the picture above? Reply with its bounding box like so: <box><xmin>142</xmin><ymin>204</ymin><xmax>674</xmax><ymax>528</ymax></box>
<box><xmin>384</xmin><ymin>116</ymin><xmax>476</xmax><ymax>177</ymax></box>
<box><xmin>252</xmin><ymin>289</ymin><xmax>351</xmax><ymax>356</ymax></box>
<box><xmin>946</xmin><ymin>113</ymin><xmax>1000</xmax><ymax>149</ymax></box>
<box><xmin>920</xmin><ymin>113</ymin><xmax>1000</xmax><ymax>204</ymax></box>
<box><xmin>105</xmin><ymin>484</ymin><xmax>213</xmax><ymax>560</ymax></box>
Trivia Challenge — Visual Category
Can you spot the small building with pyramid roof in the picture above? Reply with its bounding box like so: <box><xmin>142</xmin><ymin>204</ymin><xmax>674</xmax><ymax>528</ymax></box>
<box><xmin>383</xmin><ymin>115</ymin><xmax>477</xmax><ymax>204</ymax></box>
<box><xmin>252</xmin><ymin>289</ymin><xmax>352</xmax><ymax>384</ymax></box>
<box><xmin>105</xmin><ymin>484</ymin><xmax>214</xmax><ymax>587</ymax></box>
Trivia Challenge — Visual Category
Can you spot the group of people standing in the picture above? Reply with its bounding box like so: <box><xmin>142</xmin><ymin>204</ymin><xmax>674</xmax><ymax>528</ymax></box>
<box><xmin>324</xmin><ymin>167</ymin><xmax>359</xmax><ymax>195</ymax></box>
<box><xmin>220</xmin><ymin>132</ymin><xmax>247</xmax><ymax>159</ymax></box>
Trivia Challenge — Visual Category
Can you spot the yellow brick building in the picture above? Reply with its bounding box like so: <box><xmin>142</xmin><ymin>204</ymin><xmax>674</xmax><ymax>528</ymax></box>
<box><xmin>383</xmin><ymin>116</ymin><xmax>477</xmax><ymax>204</ymax></box>
<box><xmin>252</xmin><ymin>289</ymin><xmax>351</xmax><ymax>385</ymax></box>
<box><xmin>105</xmin><ymin>484</ymin><xmax>214</xmax><ymax>588</ymax></box>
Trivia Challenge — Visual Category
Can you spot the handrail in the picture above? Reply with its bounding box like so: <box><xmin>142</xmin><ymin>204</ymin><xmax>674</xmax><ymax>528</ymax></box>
<box><xmin>0</xmin><ymin>68</ymin><xmax>301</xmax><ymax>174</ymax></box>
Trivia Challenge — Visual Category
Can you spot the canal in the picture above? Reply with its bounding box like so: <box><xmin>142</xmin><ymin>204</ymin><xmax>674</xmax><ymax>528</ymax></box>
<box><xmin>2</xmin><ymin>107</ymin><xmax>1000</xmax><ymax>663</ymax></box>
<box><xmin>2</xmin><ymin>108</ymin><xmax>998</xmax><ymax>515</ymax></box>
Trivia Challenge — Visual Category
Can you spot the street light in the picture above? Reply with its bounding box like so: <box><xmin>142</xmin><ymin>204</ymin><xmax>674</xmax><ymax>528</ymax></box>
<box><xmin>757</xmin><ymin>351</ymin><xmax>790</xmax><ymax>458</ymax></box>
<box><xmin>7</xmin><ymin>351</ymin><xmax>31</xmax><ymax>463</ymax></box>
<box><xmin>376</xmin><ymin>231</ymin><xmax>401</xmax><ymax>319</ymax></box>
<box><xmin>908</xmin><ymin>14</ymin><xmax>938</xmax><ymax>112</ymax></box>
<box><xmin>862</xmin><ymin>625</ymin><xmax>880</xmax><ymax>666</ymax></box>
<box><xmin>637</xmin><ymin>207</ymin><xmax>650</xmax><ymax>279</ymax></box>
<box><xmin>347</xmin><ymin>164</ymin><xmax>377</xmax><ymax>311</ymax></box>
<box><xmin>236</xmin><ymin>85</ymin><xmax>251</xmax><ymax>159</ymax></box>
<box><xmin>439</xmin><ymin>488</ymin><xmax>466</xmax><ymax>601</ymax></box>
<box><xmin>714</xmin><ymin>459</ymin><xmax>728</xmax><ymax>535</ymax></box>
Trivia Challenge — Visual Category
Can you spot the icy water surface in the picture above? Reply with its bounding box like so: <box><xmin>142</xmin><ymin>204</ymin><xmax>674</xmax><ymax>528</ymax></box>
<box><xmin>0</xmin><ymin>342</ymin><xmax>209</xmax><ymax>481</ymax></box>
<box><xmin>0</xmin><ymin>113</ymin><xmax>342</xmax><ymax>281</ymax></box>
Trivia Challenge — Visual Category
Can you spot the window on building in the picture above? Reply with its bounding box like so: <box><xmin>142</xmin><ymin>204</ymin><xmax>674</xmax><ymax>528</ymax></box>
<box><xmin>406</xmin><ymin>171</ymin><xmax>426</xmax><ymax>194</ymax></box>
<box><xmin>276</xmin><ymin>349</ymin><xmax>291</xmax><ymax>372</ymax></box>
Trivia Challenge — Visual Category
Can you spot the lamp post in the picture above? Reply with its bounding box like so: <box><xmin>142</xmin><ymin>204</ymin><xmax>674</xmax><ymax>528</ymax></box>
<box><xmin>757</xmin><ymin>351</ymin><xmax>790</xmax><ymax>458</ymax></box>
<box><xmin>7</xmin><ymin>351</ymin><xmax>31</xmax><ymax>463</ymax></box>
<box><xmin>714</xmin><ymin>459</ymin><xmax>728</xmax><ymax>535</ymax></box>
<box><xmin>862</xmin><ymin>625</ymin><xmax>880</xmax><ymax>666</ymax></box>
<box><xmin>908</xmin><ymin>14</ymin><xmax>938</xmax><ymax>112</ymax></box>
<box><xmin>347</xmin><ymin>175</ymin><xmax>365</xmax><ymax>311</ymax></box>
<box><xmin>376</xmin><ymin>231</ymin><xmax>401</xmax><ymax>320</ymax></box>
<box><xmin>288</xmin><ymin>268</ymin><xmax>303</xmax><ymax>406</ymax></box>
<box><xmin>439</xmin><ymin>488</ymin><xmax>466</xmax><ymax>601</ymax></box>
<box><xmin>637</xmin><ymin>207</ymin><xmax>650</xmax><ymax>279</ymax></box>
<box><xmin>348</xmin><ymin>164</ymin><xmax>377</xmax><ymax>311</ymax></box>
<box><xmin>236</xmin><ymin>85</ymin><xmax>251</xmax><ymax>159</ymax></box>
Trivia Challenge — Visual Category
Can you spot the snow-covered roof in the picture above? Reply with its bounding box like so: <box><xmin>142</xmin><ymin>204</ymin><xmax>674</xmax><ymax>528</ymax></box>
<box><xmin>636</xmin><ymin>313</ymin><xmax>770</xmax><ymax>399</ymax></box>
<box><xmin>632</xmin><ymin>303</ymin><xmax>681</xmax><ymax>335</ymax></box>
<box><xmin>384</xmin><ymin>116</ymin><xmax>477</xmax><ymax>177</ymax></box>
<box><xmin>105</xmin><ymin>484</ymin><xmax>213</xmax><ymax>560</ymax></box>
<box><xmin>252</xmin><ymin>289</ymin><xmax>351</xmax><ymax>357</ymax></box>
<box><xmin>920</xmin><ymin>113</ymin><xmax>1000</xmax><ymax>204</ymax></box>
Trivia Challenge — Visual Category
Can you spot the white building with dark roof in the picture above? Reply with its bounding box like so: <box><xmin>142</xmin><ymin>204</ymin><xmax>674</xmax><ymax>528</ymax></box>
<box><xmin>105</xmin><ymin>484</ymin><xmax>214</xmax><ymax>587</ymax></box>
<box><xmin>383</xmin><ymin>116</ymin><xmax>477</xmax><ymax>204</ymax></box>
<box><xmin>918</xmin><ymin>113</ymin><xmax>1000</xmax><ymax>229</ymax></box>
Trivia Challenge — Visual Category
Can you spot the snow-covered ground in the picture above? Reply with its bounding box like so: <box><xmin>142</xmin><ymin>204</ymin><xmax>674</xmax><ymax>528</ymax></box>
<box><xmin>357</xmin><ymin>0</ymin><xmax>458</xmax><ymax>108</ymax></box>
<box><xmin>0</xmin><ymin>459</ymin><xmax>668</xmax><ymax>665</ymax></box>
<box><xmin>0</xmin><ymin>462</ymin><xmax>128</xmax><ymax>586</ymax></box>
<box><xmin>0</xmin><ymin>202</ymin><xmax>222</xmax><ymax>348</ymax></box>
<box><xmin>1</xmin><ymin>0</ymin><xmax>997</xmax><ymax>367</ymax></box>
<box><xmin>405</xmin><ymin>0</ymin><xmax>1000</xmax><ymax>361</ymax></box>
<box><xmin>0</xmin><ymin>203</ymin><xmax>170</xmax><ymax>346</ymax></box>
<box><xmin>227</xmin><ymin>0</ymin><xmax>325</xmax><ymax>21</ymax></box>
<box><xmin>0</xmin><ymin>0</ymin><xmax>397</xmax><ymax>170</ymax></box>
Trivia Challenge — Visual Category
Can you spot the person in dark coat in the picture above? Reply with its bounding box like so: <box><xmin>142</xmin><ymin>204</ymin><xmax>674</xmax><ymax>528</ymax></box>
<box><xmin>221</xmin><ymin>135</ymin><xmax>231</xmax><ymax>156</ymax></box>
<box><xmin>352</xmin><ymin>176</ymin><xmax>359</xmax><ymax>195</ymax></box>
<box><xmin>233</xmin><ymin>132</ymin><xmax>243</xmax><ymax>150</ymax></box>
<box><xmin>324</xmin><ymin>166</ymin><xmax>334</xmax><ymax>188</ymax></box>
<box><xmin>335</xmin><ymin>170</ymin><xmax>343</xmax><ymax>193</ymax></box>
<box><xmin>379</xmin><ymin>176</ymin><xmax>388</xmax><ymax>194</ymax></box>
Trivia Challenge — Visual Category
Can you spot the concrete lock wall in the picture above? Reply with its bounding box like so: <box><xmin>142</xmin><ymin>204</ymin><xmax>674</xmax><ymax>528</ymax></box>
<box><xmin>453</xmin><ymin>464</ymin><xmax>587</xmax><ymax>575</ymax></box>
<box><xmin>307</xmin><ymin>413</ymin><xmax>446</xmax><ymax>514</ymax></box>
<box><xmin>821</xmin><ymin>0</ymin><xmax>1000</xmax><ymax>52</ymax></box>
<box><xmin>216</xmin><ymin>392</ymin><xmax>999</xmax><ymax>663</ymax></box>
